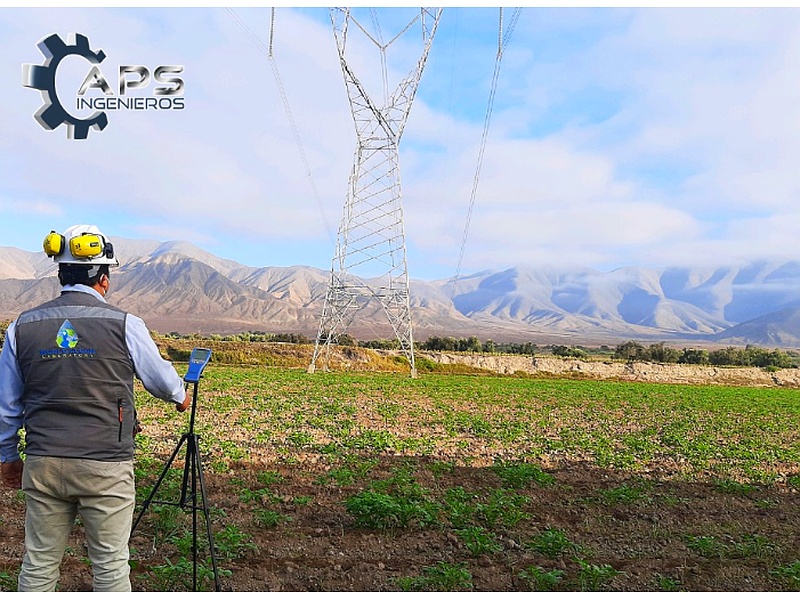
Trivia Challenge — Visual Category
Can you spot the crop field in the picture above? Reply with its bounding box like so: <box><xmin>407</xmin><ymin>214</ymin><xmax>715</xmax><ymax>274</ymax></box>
<box><xmin>1</xmin><ymin>364</ymin><xmax>800</xmax><ymax>591</ymax></box>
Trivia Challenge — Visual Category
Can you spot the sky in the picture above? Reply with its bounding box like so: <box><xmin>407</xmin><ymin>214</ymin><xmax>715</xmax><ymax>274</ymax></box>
<box><xmin>3</xmin><ymin>6</ymin><xmax>800</xmax><ymax>281</ymax></box>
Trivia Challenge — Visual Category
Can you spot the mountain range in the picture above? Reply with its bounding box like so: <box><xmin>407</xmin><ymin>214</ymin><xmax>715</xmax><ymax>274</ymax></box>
<box><xmin>1</xmin><ymin>239</ymin><xmax>799</xmax><ymax>348</ymax></box>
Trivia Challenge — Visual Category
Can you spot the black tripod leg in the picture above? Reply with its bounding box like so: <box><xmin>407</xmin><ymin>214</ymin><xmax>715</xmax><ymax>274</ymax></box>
<box><xmin>131</xmin><ymin>378</ymin><xmax>220</xmax><ymax>591</ymax></box>
<box><xmin>191</xmin><ymin>438</ymin><xmax>221</xmax><ymax>591</ymax></box>
<box><xmin>187</xmin><ymin>434</ymin><xmax>200</xmax><ymax>592</ymax></box>
<box><xmin>180</xmin><ymin>435</ymin><xmax>195</xmax><ymax>509</ymax></box>
<box><xmin>131</xmin><ymin>432</ymin><xmax>189</xmax><ymax>534</ymax></box>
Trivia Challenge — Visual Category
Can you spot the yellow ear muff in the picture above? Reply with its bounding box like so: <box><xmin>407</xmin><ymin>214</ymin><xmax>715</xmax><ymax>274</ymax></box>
<box><xmin>69</xmin><ymin>233</ymin><xmax>104</xmax><ymax>258</ymax></box>
<box><xmin>43</xmin><ymin>231</ymin><xmax>65</xmax><ymax>257</ymax></box>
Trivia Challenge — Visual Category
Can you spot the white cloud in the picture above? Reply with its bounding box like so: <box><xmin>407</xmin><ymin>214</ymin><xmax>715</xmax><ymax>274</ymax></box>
<box><xmin>5</xmin><ymin>7</ymin><xmax>800</xmax><ymax>279</ymax></box>
<box><xmin>0</xmin><ymin>197</ymin><xmax>63</xmax><ymax>217</ymax></box>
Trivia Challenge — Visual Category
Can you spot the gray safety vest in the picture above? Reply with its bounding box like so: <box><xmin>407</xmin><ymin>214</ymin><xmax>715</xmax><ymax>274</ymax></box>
<box><xmin>15</xmin><ymin>291</ymin><xmax>136</xmax><ymax>461</ymax></box>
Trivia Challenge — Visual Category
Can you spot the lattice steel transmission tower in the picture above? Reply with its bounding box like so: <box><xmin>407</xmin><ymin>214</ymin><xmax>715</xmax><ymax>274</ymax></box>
<box><xmin>309</xmin><ymin>7</ymin><xmax>442</xmax><ymax>377</ymax></box>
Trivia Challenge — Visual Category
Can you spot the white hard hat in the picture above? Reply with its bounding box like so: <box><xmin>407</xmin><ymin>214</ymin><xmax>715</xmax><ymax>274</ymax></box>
<box><xmin>43</xmin><ymin>224</ymin><xmax>119</xmax><ymax>266</ymax></box>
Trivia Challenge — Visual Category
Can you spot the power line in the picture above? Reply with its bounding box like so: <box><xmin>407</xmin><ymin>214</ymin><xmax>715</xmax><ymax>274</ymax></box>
<box><xmin>451</xmin><ymin>7</ymin><xmax>522</xmax><ymax>297</ymax></box>
<box><xmin>225</xmin><ymin>7</ymin><xmax>334</xmax><ymax>244</ymax></box>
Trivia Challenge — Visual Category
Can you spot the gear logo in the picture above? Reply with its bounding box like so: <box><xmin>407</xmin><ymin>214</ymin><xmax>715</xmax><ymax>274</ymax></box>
<box><xmin>22</xmin><ymin>33</ymin><xmax>108</xmax><ymax>140</ymax></box>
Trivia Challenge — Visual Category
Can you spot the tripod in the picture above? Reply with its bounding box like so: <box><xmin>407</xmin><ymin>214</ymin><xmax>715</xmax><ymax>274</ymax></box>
<box><xmin>131</xmin><ymin>350</ymin><xmax>220</xmax><ymax>591</ymax></box>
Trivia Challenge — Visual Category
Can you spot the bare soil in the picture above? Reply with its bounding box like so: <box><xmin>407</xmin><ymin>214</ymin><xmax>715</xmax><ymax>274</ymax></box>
<box><xmin>2</xmin><ymin>455</ymin><xmax>798</xmax><ymax>592</ymax></box>
<box><xmin>1</xmin><ymin>354</ymin><xmax>799</xmax><ymax>592</ymax></box>
<box><xmin>424</xmin><ymin>351</ymin><xmax>800</xmax><ymax>388</ymax></box>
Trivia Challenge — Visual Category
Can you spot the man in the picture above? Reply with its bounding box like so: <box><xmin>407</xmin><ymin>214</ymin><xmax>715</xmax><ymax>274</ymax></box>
<box><xmin>0</xmin><ymin>224</ymin><xmax>190</xmax><ymax>592</ymax></box>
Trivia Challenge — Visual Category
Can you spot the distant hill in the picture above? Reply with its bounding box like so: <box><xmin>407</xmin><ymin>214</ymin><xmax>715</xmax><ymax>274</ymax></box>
<box><xmin>1</xmin><ymin>241</ymin><xmax>799</xmax><ymax>348</ymax></box>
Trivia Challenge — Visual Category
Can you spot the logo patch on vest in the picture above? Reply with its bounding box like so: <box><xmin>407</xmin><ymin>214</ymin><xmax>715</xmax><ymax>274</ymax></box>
<box><xmin>39</xmin><ymin>319</ymin><xmax>96</xmax><ymax>359</ymax></box>
<box><xmin>56</xmin><ymin>319</ymin><xmax>79</xmax><ymax>349</ymax></box>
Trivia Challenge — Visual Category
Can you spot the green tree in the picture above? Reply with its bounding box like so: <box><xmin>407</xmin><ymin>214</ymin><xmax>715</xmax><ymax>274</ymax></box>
<box><xmin>647</xmin><ymin>342</ymin><xmax>680</xmax><ymax>363</ymax></box>
<box><xmin>614</xmin><ymin>341</ymin><xmax>647</xmax><ymax>362</ymax></box>
<box><xmin>422</xmin><ymin>336</ymin><xmax>458</xmax><ymax>351</ymax></box>
<box><xmin>679</xmin><ymin>348</ymin><xmax>709</xmax><ymax>365</ymax></box>
<box><xmin>0</xmin><ymin>319</ymin><xmax>9</xmax><ymax>348</ymax></box>
<box><xmin>337</xmin><ymin>333</ymin><xmax>358</xmax><ymax>347</ymax></box>
<box><xmin>552</xmin><ymin>345</ymin><xmax>587</xmax><ymax>359</ymax></box>
<box><xmin>462</xmin><ymin>337</ymin><xmax>483</xmax><ymax>353</ymax></box>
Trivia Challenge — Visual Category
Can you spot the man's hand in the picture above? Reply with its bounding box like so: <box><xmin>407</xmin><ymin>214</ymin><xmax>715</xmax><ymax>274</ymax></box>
<box><xmin>177</xmin><ymin>390</ymin><xmax>191</xmax><ymax>412</ymax></box>
<box><xmin>1</xmin><ymin>459</ymin><xmax>23</xmax><ymax>489</ymax></box>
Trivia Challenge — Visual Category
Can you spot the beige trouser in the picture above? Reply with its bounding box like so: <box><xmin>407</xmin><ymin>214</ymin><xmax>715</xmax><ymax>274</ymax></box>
<box><xmin>18</xmin><ymin>455</ymin><xmax>135</xmax><ymax>592</ymax></box>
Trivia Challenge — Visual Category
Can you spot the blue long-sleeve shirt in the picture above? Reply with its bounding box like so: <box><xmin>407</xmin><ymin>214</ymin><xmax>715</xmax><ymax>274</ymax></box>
<box><xmin>0</xmin><ymin>284</ymin><xmax>186</xmax><ymax>463</ymax></box>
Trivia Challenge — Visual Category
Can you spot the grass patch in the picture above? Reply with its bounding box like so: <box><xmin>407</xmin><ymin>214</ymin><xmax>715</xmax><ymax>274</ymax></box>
<box><xmin>117</xmin><ymin>363</ymin><xmax>800</xmax><ymax>592</ymax></box>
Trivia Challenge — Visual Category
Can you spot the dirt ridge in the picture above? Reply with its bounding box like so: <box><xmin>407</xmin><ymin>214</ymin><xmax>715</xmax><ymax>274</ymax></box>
<box><xmin>422</xmin><ymin>352</ymin><xmax>800</xmax><ymax>387</ymax></box>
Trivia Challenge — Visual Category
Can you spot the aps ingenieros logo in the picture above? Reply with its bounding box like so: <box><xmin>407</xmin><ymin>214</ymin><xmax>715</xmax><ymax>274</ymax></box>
<box><xmin>22</xmin><ymin>32</ymin><xmax>184</xmax><ymax>140</ymax></box>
